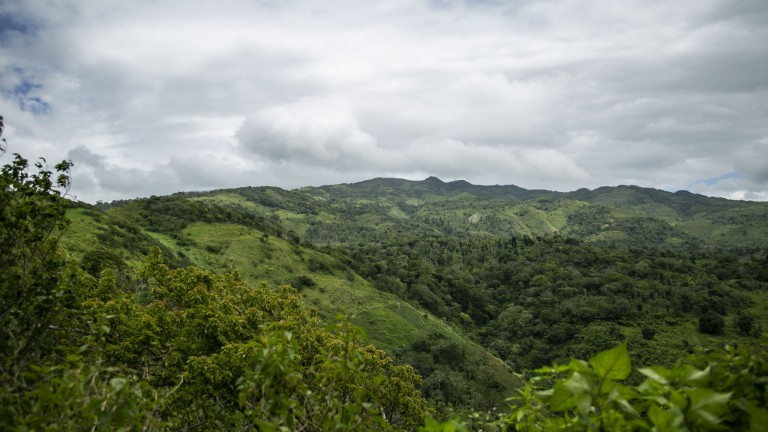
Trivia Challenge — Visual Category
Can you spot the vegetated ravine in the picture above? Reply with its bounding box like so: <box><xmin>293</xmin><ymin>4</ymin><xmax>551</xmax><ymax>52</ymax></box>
<box><xmin>64</xmin><ymin>176</ymin><xmax>768</xmax><ymax>412</ymax></box>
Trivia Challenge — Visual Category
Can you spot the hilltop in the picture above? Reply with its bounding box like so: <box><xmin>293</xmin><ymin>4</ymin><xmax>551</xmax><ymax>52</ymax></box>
<box><xmin>189</xmin><ymin>176</ymin><xmax>768</xmax><ymax>252</ymax></box>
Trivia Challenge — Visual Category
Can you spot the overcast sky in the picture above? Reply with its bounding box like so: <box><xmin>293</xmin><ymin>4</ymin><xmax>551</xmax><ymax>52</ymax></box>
<box><xmin>1</xmin><ymin>0</ymin><xmax>767</xmax><ymax>203</ymax></box>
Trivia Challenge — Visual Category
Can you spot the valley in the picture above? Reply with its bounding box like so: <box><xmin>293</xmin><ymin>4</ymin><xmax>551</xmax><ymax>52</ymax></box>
<box><xmin>64</xmin><ymin>177</ymin><xmax>768</xmax><ymax>413</ymax></box>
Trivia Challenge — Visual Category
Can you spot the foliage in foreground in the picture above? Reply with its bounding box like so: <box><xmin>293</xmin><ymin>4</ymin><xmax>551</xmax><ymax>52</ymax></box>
<box><xmin>0</xmin><ymin>130</ymin><xmax>428</xmax><ymax>430</ymax></box>
<box><xmin>422</xmin><ymin>341</ymin><xmax>768</xmax><ymax>431</ymax></box>
<box><xmin>4</xmin><ymin>118</ymin><xmax>768</xmax><ymax>430</ymax></box>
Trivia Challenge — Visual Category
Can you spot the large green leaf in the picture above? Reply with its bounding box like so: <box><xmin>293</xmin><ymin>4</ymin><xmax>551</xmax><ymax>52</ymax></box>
<box><xmin>589</xmin><ymin>342</ymin><xmax>631</xmax><ymax>382</ymax></box>
<box><xmin>648</xmin><ymin>405</ymin><xmax>683</xmax><ymax>432</ymax></box>
<box><xmin>638</xmin><ymin>365</ymin><xmax>670</xmax><ymax>385</ymax></box>
<box><xmin>687</xmin><ymin>387</ymin><xmax>731</xmax><ymax>420</ymax></box>
<box><xmin>548</xmin><ymin>381</ymin><xmax>578</xmax><ymax>412</ymax></box>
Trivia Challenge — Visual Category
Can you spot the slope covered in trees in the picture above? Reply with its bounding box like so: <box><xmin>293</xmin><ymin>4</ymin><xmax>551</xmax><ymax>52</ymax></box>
<box><xmin>5</xmin><ymin>110</ymin><xmax>768</xmax><ymax>430</ymax></box>
<box><xmin>1</xmin><ymin>125</ymin><xmax>430</xmax><ymax>429</ymax></box>
<box><xmin>163</xmin><ymin>176</ymin><xmax>768</xmax><ymax>253</ymax></box>
<box><xmin>345</xmin><ymin>234</ymin><xmax>768</xmax><ymax>375</ymax></box>
<box><xmin>64</xmin><ymin>196</ymin><xmax>522</xmax><ymax>412</ymax></box>
<box><xmin>73</xmin><ymin>176</ymin><xmax>768</xmax><ymax>415</ymax></box>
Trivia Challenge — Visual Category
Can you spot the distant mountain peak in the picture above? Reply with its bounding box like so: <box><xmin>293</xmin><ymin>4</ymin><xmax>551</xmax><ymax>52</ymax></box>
<box><xmin>424</xmin><ymin>176</ymin><xmax>445</xmax><ymax>184</ymax></box>
<box><xmin>447</xmin><ymin>179</ymin><xmax>473</xmax><ymax>187</ymax></box>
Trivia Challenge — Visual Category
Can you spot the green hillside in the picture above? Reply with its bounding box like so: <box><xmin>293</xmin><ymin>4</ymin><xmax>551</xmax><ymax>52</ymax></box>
<box><xmin>6</xmin><ymin>160</ymin><xmax>768</xmax><ymax>428</ymax></box>
<box><xmin>5</xmin><ymin>100</ymin><xmax>768</xmax><ymax>429</ymax></box>
<box><xmin>147</xmin><ymin>177</ymin><xmax>768</xmax><ymax>252</ymax></box>
<box><xmin>63</xmin><ymin>199</ymin><xmax>521</xmax><ymax>411</ymax></box>
<box><xmin>63</xmin><ymin>177</ymin><xmax>768</xmax><ymax>414</ymax></box>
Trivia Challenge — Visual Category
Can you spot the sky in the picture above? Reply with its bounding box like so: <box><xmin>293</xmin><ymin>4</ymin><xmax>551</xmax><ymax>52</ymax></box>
<box><xmin>1</xmin><ymin>0</ymin><xmax>767</xmax><ymax>203</ymax></box>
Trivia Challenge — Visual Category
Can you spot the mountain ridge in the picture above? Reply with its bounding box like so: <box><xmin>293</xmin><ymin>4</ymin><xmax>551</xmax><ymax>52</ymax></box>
<box><xmin>60</xmin><ymin>174</ymin><xmax>768</xmax><ymax>414</ymax></box>
<box><xmin>102</xmin><ymin>176</ymin><xmax>767</xmax><ymax>252</ymax></box>
<box><xmin>271</xmin><ymin>177</ymin><xmax>768</xmax><ymax>252</ymax></box>
<box><xmin>322</xmin><ymin>176</ymin><xmax>755</xmax><ymax>203</ymax></box>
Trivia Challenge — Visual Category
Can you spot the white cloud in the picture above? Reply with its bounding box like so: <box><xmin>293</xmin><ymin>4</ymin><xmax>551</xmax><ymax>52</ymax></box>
<box><xmin>398</xmin><ymin>138</ymin><xmax>590</xmax><ymax>188</ymax></box>
<box><xmin>1</xmin><ymin>0</ymin><xmax>766</xmax><ymax>202</ymax></box>
<box><xmin>238</xmin><ymin>96</ymin><xmax>385</xmax><ymax>169</ymax></box>
<box><xmin>236</xmin><ymin>96</ymin><xmax>590</xmax><ymax>189</ymax></box>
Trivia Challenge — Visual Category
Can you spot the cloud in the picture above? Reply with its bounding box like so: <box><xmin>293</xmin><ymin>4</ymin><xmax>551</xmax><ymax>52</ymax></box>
<box><xmin>688</xmin><ymin>172</ymin><xmax>768</xmax><ymax>202</ymax></box>
<box><xmin>1</xmin><ymin>0</ymin><xmax>767</xmax><ymax>202</ymax></box>
<box><xmin>237</xmin><ymin>96</ymin><xmax>384</xmax><ymax>170</ymax></box>
<box><xmin>65</xmin><ymin>144</ymin><xmax>260</xmax><ymax>202</ymax></box>
<box><xmin>734</xmin><ymin>139</ymin><xmax>768</xmax><ymax>184</ymax></box>
<box><xmin>236</xmin><ymin>95</ymin><xmax>590</xmax><ymax>189</ymax></box>
<box><xmin>397</xmin><ymin>139</ymin><xmax>590</xmax><ymax>188</ymax></box>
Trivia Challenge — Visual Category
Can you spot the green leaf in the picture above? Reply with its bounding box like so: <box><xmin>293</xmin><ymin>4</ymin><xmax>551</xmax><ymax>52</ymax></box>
<box><xmin>749</xmin><ymin>406</ymin><xmax>768</xmax><ymax>432</ymax></box>
<box><xmin>694</xmin><ymin>409</ymin><xmax>722</xmax><ymax>427</ymax></box>
<box><xmin>589</xmin><ymin>342</ymin><xmax>631</xmax><ymax>382</ymax></box>
<box><xmin>254</xmin><ymin>419</ymin><xmax>276</xmax><ymax>432</ymax></box>
<box><xmin>639</xmin><ymin>366</ymin><xmax>670</xmax><ymax>385</ymax></box>
<box><xmin>549</xmin><ymin>381</ymin><xmax>577</xmax><ymax>412</ymax></box>
<box><xmin>534</xmin><ymin>363</ymin><xmax>571</xmax><ymax>374</ymax></box>
<box><xmin>563</xmin><ymin>372</ymin><xmax>592</xmax><ymax>395</ymax></box>
<box><xmin>687</xmin><ymin>388</ymin><xmax>731</xmax><ymax>415</ymax></box>
<box><xmin>684</xmin><ymin>365</ymin><xmax>711</xmax><ymax>386</ymax></box>
<box><xmin>569</xmin><ymin>359</ymin><xmax>591</xmax><ymax>374</ymax></box>
<box><xmin>109</xmin><ymin>377</ymin><xmax>128</xmax><ymax>392</ymax></box>
<box><xmin>418</xmin><ymin>417</ymin><xmax>466</xmax><ymax>432</ymax></box>
<box><xmin>648</xmin><ymin>405</ymin><xmax>683</xmax><ymax>432</ymax></box>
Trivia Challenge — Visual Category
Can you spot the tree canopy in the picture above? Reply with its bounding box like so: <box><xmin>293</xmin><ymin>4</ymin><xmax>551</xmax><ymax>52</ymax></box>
<box><xmin>0</xmin><ymin>121</ymin><xmax>428</xmax><ymax>430</ymax></box>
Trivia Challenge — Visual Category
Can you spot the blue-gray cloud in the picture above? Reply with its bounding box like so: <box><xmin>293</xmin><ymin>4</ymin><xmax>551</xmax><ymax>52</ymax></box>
<box><xmin>0</xmin><ymin>0</ymin><xmax>766</xmax><ymax>202</ymax></box>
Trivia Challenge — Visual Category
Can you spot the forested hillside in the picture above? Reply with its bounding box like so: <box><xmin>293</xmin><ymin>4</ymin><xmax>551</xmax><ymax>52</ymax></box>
<box><xmin>156</xmin><ymin>176</ymin><xmax>768</xmax><ymax>252</ymax></box>
<box><xmin>1</xmin><ymin>133</ymin><xmax>430</xmax><ymax>429</ymax></box>
<box><xmin>77</xmin><ymin>176</ymin><xmax>768</xmax><ymax>412</ymax></box>
<box><xmin>4</xmin><ymin>127</ymin><xmax>768</xmax><ymax>430</ymax></box>
<box><xmin>64</xmin><ymin>198</ymin><xmax>522</xmax><ymax>411</ymax></box>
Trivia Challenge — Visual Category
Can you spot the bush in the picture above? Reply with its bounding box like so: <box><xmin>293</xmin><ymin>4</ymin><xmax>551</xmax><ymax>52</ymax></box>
<box><xmin>736</xmin><ymin>312</ymin><xmax>755</xmax><ymax>336</ymax></box>
<box><xmin>423</xmin><ymin>341</ymin><xmax>768</xmax><ymax>431</ymax></box>
<box><xmin>292</xmin><ymin>275</ymin><xmax>317</xmax><ymax>291</ymax></box>
<box><xmin>698</xmin><ymin>310</ymin><xmax>725</xmax><ymax>335</ymax></box>
<box><xmin>641</xmin><ymin>326</ymin><xmax>656</xmax><ymax>340</ymax></box>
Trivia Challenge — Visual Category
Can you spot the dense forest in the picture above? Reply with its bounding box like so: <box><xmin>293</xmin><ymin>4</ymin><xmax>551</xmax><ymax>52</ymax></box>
<box><xmin>345</xmin><ymin>234</ymin><xmax>767</xmax><ymax>372</ymax></box>
<box><xmin>3</xmin><ymin>115</ymin><xmax>768</xmax><ymax>430</ymax></box>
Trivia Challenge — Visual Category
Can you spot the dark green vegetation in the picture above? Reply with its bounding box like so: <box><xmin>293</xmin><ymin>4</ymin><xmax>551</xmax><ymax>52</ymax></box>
<box><xmin>422</xmin><ymin>341</ymin><xmax>768</xmax><ymax>431</ymax></box>
<box><xmin>70</xmin><ymin>176</ymin><xmax>768</xmax><ymax>417</ymax></box>
<box><xmin>1</xmin><ymin>129</ymin><xmax>429</xmax><ymax>429</ymax></box>
<box><xmin>84</xmin><ymin>180</ymin><xmax>768</xmax><ymax>399</ymax></box>
<box><xmin>4</xmin><ymin>113</ymin><xmax>768</xmax><ymax>429</ymax></box>
<box><xmin>94</xmin><ymin>178</ymin><xmax>768</xmax><ymax>394</ymax></box>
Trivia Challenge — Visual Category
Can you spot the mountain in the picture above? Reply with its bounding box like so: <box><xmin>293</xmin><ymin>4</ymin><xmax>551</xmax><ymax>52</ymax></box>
<box><xmin>59</xmin><ymin>177</ymin><xmax>768</xmax><ymax>412</ymax></box>
<box><xmin>201</xmin><ymin>176</ymin><xmax>768</xmax><ymax>252</ymax></box>
<box><xmin>62</xmin><ymin>198</ymin><xmax>521</xmax><ymax>411</ymax></box>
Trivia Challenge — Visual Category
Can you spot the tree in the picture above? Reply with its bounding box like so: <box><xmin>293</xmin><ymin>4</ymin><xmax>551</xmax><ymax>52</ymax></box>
<box><xmin>0</xmin><ymin>116</ymin><xmax>73</xmax><ymax>378</ymax></box>
<box><xmin>0</xmin><ymin>117</ymin><xmax>127</xmax><ymax>430</ymax></box>
<box><xmin>85</xmin><ymin>247</ymin><xmax>430</xmax><ymax>430</ymax></box>
<box><xmin>1</xmin><ymin>116</ymin><xmax>429</xmax><ymax>430</ymax></box>
<box><xmin>735</xmin><ymin>312</ymin><xmax>756</xmax><ymax>336</ymax></box>
<box><xmin>698</xmin><ymin>310</ymin><xmax>725</xmax><ymax>335</ymax></box>
<box><xmin>641</xmin><ymin>326</ymin><xmax>656</xmax><ymax>340</ymax></box>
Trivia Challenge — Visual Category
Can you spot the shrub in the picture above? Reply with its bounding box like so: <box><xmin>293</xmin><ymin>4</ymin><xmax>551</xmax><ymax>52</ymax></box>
<box><xmin>698</xmin><ymin>310</ymin><xmax>725</xmax><ymax>335</ymax></box>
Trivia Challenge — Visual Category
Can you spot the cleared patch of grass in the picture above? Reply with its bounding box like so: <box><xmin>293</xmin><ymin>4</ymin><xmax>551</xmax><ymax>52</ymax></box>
<box><xmin>62</xmin><ymin>208</ymin><xmax>103</xmax><ymax>257</ymax></box>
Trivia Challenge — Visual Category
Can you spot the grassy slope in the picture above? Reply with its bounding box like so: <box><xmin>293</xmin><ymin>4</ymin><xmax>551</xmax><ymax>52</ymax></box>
<box><xmin>63</xmin><ymin>208</ymin><xmax>521</xmax><ymax>409</ymax></box>
<box><xmin>60</xmin><ymin>178</ymin><xmax>768</xmax><ymax>410</ymax></box>
<box><xmin>61</xmin><ymin>207</ymin><xmax>104</xmax><ymax>258</ymax></box>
